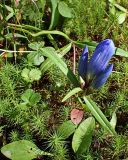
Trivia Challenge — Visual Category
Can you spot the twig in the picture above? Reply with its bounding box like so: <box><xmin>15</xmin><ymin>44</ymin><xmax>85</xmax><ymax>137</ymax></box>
<box><xmin>73</xmin><ymin>44</ymin><xmax>76</xmax><ymax>74</ymax></box>
<box><xmin>0</xmin><ymin>49</ymin><xmax>33</xmax><ymax>56</ymax></box>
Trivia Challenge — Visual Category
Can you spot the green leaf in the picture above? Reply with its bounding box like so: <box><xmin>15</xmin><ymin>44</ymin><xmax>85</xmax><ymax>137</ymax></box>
<box><xmin>57</xmin><ymin>120</ymin><xmax>77</xmax><ymax>139</ymax></box>
<box><xmin>21</xmin><ymin>89</ymin><xmax>41</xmax><ymax>105</ymax></box>
<box><xmin>5</xmin><ymin>5</ymin><xmax>14</xmax><ymax>13</ymax></box>
<box><xmin>40</xmin><ymin>43</ymin><xmax>72</xmax><ymax>74</ymax></box>
<box><xmin>115</xmin><ymin>47</ymin><xmax>128</xmax><ymax>57</ymax></box>
<box><xmin>1</xmin><ymin>140</ymin><xmax>39</xmax><ymax>160</ymax></box>
<box><xmin>114</xmin><ymin>3</ymin><xmax>127</xmax><ymax>13</ymax></box>
<box><xmin>28</xmin><ymin>42</ymin><xmax>44</xmax><ymax>50</ymax></box>
<box><xmin>1</xmin><ymin>140</ymin><xmax>52</xmax><ymax>160</ymax></box>
<box><xmin>21</xmin><ymin>68</ymin><xmax>30</xmax><ymax>82</ymax></box>
<box><xmin>21</xmin><ymin>68</ymin><xmax>41</xmax><ymax>82</ymax></box>
<box><xmin>5</xmin><ymin>33</ymin><xmax>27</xmax><ymax>39</ymax></box>
<box><xmin>27</xmin><ymin>52</ymin><xmax>44</xmax><ymax>66</ymax></box>
<box><xmin>110</xmin><ymin>111</ymin><xmax>117</xmax><ymax>129</ymax></box>
<box><xmin>110</xmin><ymin>6</ymin><xmax>116</xmax><ymax>14</ymax></box>
<box><xmin>117</xmin><ymin>12</ymin><xmax>126</xmax><ymax>24</ymax></box>
<box><xmin>58</xmin><ymin>1</ymin><xmax>73</xmax><ymax>18</ymax></box>
<box><xmin>109</xmin><ymin>0</ymin><xmax>115</xmax><ymax>4</ymax></box>
<box><xmin>40</xmin><ymin>0</ymin><xmax>46</xmax><ymax>16</ymax></box>
<box><xmin>83</xmin><ymin>96</ymin><xmax>117</xmax><ymax>136</ymax></box>
<box><xmin>29</xmin><ymin>69</ymin><xmax>41</xmax><ymax>81</ymax></box>
<box><xmin>62</xmin><ymin>87</ymin><xmax>82</xmax><ymax>102</ymax></box>
<box><xmin>72</xmin><ymin>117</ymin><xmax>95</xmax><ymax>154</ymax></box>
<box><xmin>75</xmin><ymin>41</ymin><xmax>128</xmax><ymax>58</ymax></box>
<box><xmin>40</xmin><ymin>47</ymin><xmax>79</xmax><ymax>87</ymax></box>
<box><xmin>33</xmin><ymin>54</ymin><xmax>44</xmax><ymax>66</ymax></box>
<box><xmin>29</xmin><ymin>92</ymin><xmax>41</xmax><ymax>105</ymax></box>
<box><xmin>49</xmin><ymin>0</ymin><xmax>60</xmax><ymax>30</ymax></box>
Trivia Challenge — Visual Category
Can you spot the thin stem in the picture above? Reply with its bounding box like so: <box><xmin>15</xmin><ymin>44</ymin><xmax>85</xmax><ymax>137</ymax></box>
<box><xmin>73</xmin><ymin>44</ymin><xmax>76</xmax><ymax>74</ymax></box>
<box><xmin>0</xmin><ymin>49</ymin><xmax>33</xmax><ymax>56</ymax></box>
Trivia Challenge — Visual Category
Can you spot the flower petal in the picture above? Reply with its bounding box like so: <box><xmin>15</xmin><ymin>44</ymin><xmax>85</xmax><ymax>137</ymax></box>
<box><xmin>92</xmin><ymin>64</ymin><xmax>113</xmax><ymax>89</ymax></box>
<box><xmin>78</xmin><ymin>46</ymin><xmax>88</xmax><ymax>79</ymax></box>
<box><xmin>88</xmin><ymin>39</ymin><xmax>115</xmax><ymax>76</ymax></box>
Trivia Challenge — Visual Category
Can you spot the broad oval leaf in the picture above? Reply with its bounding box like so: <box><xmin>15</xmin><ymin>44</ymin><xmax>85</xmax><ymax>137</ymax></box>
<box><xmin>58</xmin><ymin>1</ymin><xmax>73</xmax><ymax>18</ymax></box>
<box><xmin>1</xmin><ymin>140</ymin><xmax>39</xmax><ymax>160</ymax></box>
<box><xmin>57</xmin><ymin>120</ymin><xmax>77</xmax><ymax>139</ymax></box>
<box><xmin>72</xmin><ymin>117</ymin><xmax>95</xmax><ymax>154</ymax></box>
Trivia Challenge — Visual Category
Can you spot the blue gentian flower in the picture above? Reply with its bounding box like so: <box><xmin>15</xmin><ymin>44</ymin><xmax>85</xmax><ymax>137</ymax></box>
<box><xmin>78</xmin><ymin>39</ymin><xmax>115</xmax><ymax>89</ymax></box>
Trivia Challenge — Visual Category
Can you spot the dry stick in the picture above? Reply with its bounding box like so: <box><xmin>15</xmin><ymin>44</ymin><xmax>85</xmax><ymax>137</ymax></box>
<box><xmin>73</xmin><ymin>44</ymin><xmax>76</xmax><ymax>74</ymax></box>
<box><xmin>0</xmin><ymin>49</ymin><xmax>33</xmax><ymax>57</ymax></box>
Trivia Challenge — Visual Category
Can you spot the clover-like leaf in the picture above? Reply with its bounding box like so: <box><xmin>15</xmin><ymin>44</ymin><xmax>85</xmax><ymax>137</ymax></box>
<box><xmin>21</xmin><ymin>68</ymin><xmax>41</xmax><ymax>82</ymax></box>
<box><xmin>33</xmin><ymin>54</ymin><xmax>44</xmax><ymax>66</ymax></box>
<box><xmin>21</xmin><ymin>68</ymin><xmax>30</xmax><ymax>82</ymax></box>
<box><xmin>27</xmin><ymin>51</ymin><xmax>44</xmax><ymax>66</ymax></box>
<box><xmin>28</xmin><ymin>42</ymin><xmax>44</xmax><ymax>51</ymax></box>
<box><xmin>29</xmin><ymin>69</ymin><xmax>41</xmax><ymax>81</ymax></box>
<box><xmin>21</xmin><ymin>89</ymin><xmax>41</xmax><ymax>105</ymax></box>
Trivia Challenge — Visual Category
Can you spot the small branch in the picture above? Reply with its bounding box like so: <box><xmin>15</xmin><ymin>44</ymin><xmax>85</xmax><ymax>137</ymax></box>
<box><xmin>73</xmin><ymin>44</ymin><xmax>76</xmax><ymax>74</ymax></box>
<box><xmin>0</xmin><ymin>49</ymin><xmax>33</xmax><ymax>56</ymax></box>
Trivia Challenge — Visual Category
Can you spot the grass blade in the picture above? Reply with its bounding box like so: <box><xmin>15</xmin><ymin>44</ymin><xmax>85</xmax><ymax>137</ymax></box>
<box><xmin>62</xmin><ymin>87</ymin><xmax>82</xmax><ymax>102</ymax></box>
<box><xmin>83</xmin><ymin>96</ymin><xmax>117</xmax><ymax>136</ymax></box>
<box><xmin>40</xmin><ymin>47</ymin><xmax>79</xmax><ymax>87</ymax></box>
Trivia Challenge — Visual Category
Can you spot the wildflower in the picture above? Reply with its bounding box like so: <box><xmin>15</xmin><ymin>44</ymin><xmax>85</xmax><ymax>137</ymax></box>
<box><xmin>78</xmin><ymin>39</ymin><xmax>115</xmax><ymax>89</ymax></box>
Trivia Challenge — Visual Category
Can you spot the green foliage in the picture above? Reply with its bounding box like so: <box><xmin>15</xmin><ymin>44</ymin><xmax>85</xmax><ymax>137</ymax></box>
<box><xmin>57</xmin><ymin>120</ymin><xmax>77</xmax><ymax>139</ymax></box>
<box><xmin>1</xmin><ymin>140</ymin><xmax>52</xmax><ymax>160</ymax></box>
<box><xmin>20</xmin><ymin>89</ymin><xmax>41</xmax><ymax>106</ymax></box>
<box><xmin>21</xmin><ymin>68</ymin><xmax>42</xmax><ymax>82</ymax></box>
<box><xmin>48</xmin><ymin>132</ymin><xmax>69</xmax><ymax>160</ymax></box>
<box><xmin>83</xmin><ymin>97</ymin><xmax>117</xmax><ymax>136</ymax></box>
<box><xmin>112</xmin><ymin>135</ymin><xmax>128</xmax><ymax>159</ymax></box>
<box><xmin>62</xmin><ymin>87</ymin><xmax>82</xmax><ymax>102</ymax></box>
<box><xmin>58</xmin><ymin>1</ymin><xmax>73</xmax><ymax>18</ymax></box>
<box><xmin>72</xmin><ymin>117</ymin><xmax>95</xmax><ymax>154</ymax></box>
<box><xmin>0</xmin><ymin>0</ymin><xmax>128</xmax><ymax>159</ymax></box>
<box><xmin>40</xmin><ymin>47</ymin><xmax>79</xmax><ymax>86</ymax></box>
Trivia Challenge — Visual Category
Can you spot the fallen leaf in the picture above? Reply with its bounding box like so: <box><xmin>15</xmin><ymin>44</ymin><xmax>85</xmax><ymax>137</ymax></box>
<box><xmin>71</xmin><ymin>109</ymin><xmax>84</xmax><ymax>125</ymax></box>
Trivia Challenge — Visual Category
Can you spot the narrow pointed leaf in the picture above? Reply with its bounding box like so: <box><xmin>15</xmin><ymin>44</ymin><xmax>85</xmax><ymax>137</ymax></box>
<box><xmin>40</xmin><ymin>47</ymin><xmax>79</xmax><ymax>87</ymax></box>
<box><xmin>40</xmin><ymin>43</ymin><xmax>72</xmax><ymax>74</ymax></box>
<box><xmin>83</xmin><ymin>96</ymin><xmax>117</xmax><ymax>136</ymax></box>
<box><xmin>110</xmin><ymin>111</ymin><xmax>117</xmax><ymax>129</ymax></box>
<box><xmin>62</xmin><ymin>87</ymin><xmax>82</xmax><ymax>102</ymax></box>
<box><xmin>49</xmin><ymin>0</ymin><xmax>60</xmax><ymax>30</ymax></box>
<box><xmin>115</xmin><ymin>47</ymin><xmax>128</xmax><ymax>57</ymax></box>
<box><xmin>75</xmin><ymin>41</ymin><xmax>128</xmax><ymax>58</ymax></box>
